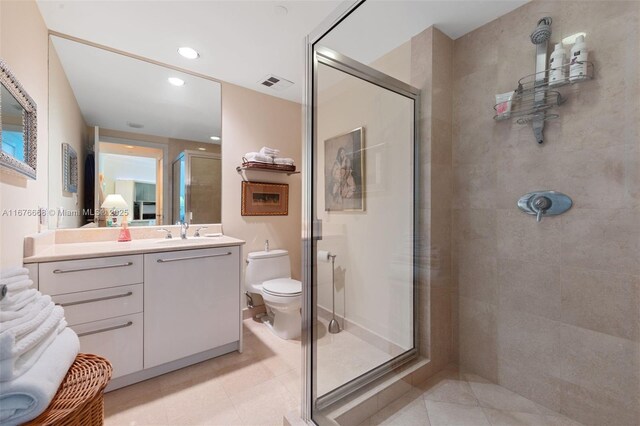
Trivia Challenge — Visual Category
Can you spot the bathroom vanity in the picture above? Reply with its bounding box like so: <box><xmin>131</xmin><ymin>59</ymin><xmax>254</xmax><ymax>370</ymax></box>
<box><xmin>23</xmin><ymin>226</ymin><xmax>244</xmax><ymax>390</ymax></box>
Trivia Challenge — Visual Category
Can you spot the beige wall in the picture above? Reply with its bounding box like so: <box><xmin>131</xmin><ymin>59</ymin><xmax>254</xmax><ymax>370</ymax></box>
<box><xmin>220</xmin><ymin>82</ymin><xmax>302</xmax><ymax>280</ymax></box>
<box><xmin>48</xmin><ymin>39</ymin><xmax>88</xmax><ymax>228</ymax></box>
<box><xmin>411</xmin><ymin>27</ymin><xmax>455</xmax><ymax>371</ymax></box>
<box><xmin>452</xmin><ymin>2</ymin><xmax>640</xmax><ymax>424</ymax></box>
<box><xmin>0</xmin><ymin>0</ymin><xmax>49</xmax><ymax>268</ymax></box>
<box><xmin>316</xmin><ymin>41</ymin><xmax>414</xmax><ymax>349</ymax></box>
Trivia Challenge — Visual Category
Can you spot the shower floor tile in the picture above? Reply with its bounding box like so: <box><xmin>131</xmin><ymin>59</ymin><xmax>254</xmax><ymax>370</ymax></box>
<box><xmin>361</xmin><ymin>368</ymin><xmax>583</xmax><ymax>426</ymax></box>
<box><xmin>316</xmin><ymin>318</ymin><xmax>394</xmax><ymax>396</ymax></box>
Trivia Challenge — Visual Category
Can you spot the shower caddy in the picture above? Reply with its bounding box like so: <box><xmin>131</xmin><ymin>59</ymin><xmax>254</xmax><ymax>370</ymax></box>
<box><xmin>493</xmin><ymin>17</ymin><xmax>594</xmax><ymax>144</ymax></box>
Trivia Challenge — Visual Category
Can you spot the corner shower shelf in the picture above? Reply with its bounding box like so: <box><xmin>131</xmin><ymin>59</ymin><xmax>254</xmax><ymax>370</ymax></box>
<box><xmin>493</xmin><ymin>60</ymin><xmax>594</xmax><ymax>125</ymax></box>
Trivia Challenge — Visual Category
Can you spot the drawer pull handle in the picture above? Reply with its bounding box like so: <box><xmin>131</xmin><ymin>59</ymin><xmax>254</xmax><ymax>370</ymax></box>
<box><xmin>58</xmin><ymin>291</ymin><xmax>133</xmax><ymax>307</ymax></box>
<box><xmin>53</xmin><ymin>261</ymin><xmax>134</xmax><ymax>274</ymax></box>
<box><xmin>77</xmin><ymin>321</ymin><xmax>133</xmax><ymax>337</ymax></box>
<box><xmin>156</xmin><ymin>252</ymin><xmax>232</xmax><ymax>263</ymax></box>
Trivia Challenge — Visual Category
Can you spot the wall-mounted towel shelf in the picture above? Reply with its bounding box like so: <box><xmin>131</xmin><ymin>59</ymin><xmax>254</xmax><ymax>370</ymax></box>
<box><xmin>493</xmin><ymin>60</ymin><xmax>594</xmax><ymax>141</ymax></box>
<box><xmin>236</xmin><ymin>165</ymin><xmax>300</xmax><ymax>182</ymax></box>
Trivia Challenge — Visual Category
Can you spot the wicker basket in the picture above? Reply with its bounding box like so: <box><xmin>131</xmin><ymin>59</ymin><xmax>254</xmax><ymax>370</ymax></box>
<box><xmin>24</xmin><ymin>353</ymin><xmax>113</xmax><ymax>426</ymax></box>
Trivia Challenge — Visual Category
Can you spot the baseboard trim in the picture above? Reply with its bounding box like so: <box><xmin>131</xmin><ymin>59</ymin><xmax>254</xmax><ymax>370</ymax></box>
<box><xmin>105</xmin><ymin>341</ymin><xmax>239</xmax><ymax>391</ymax></box>
<box><xmin>317</xmin><ymin>305</ymin><xmax>405</xmax><ymax>358</ymax></box>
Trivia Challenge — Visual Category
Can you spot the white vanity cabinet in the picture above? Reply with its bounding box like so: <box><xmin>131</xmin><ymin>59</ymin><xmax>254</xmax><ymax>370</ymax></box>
<box><xmin>29</xmin><ymin>240</ymin><xmax>243</xmax><ymax>389</ymax></box>
<box><xmin>143</xmin><ymin>246</ymin><xmax>241</xmax><ymax>368</ymax></box>
<box><xmin>38</xmin><ymin>255</ymin><xmax>144</xmax><ymax>379</ymax></box>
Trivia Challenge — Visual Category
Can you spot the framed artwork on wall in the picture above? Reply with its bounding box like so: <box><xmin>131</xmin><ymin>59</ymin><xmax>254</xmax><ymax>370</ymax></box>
<box><xmin>324</xmin><ymin>127</ymin><xmax>364</xmax><ymax>212</ymax></box>
<box><xmin>241</xmin><ymin>181</ymin><xmax>289</xmax><ymax>216</ymax></box>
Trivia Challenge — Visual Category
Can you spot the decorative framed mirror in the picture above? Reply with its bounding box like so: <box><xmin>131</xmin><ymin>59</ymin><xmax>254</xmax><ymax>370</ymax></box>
<box><xmin>0</xmin><ymin>59</ymin><xmax>38</xmax><ymax>179</ymax></box>
<box><xmin>62</xmin><ymin>143</ymin><xmax>78</xmax><ymax>193</ymax></box>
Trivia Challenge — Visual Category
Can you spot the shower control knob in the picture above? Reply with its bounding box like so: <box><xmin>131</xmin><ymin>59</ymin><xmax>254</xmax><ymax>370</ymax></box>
<box><xmin>517</xmin><ymin>191</ymin><xmax>572</xmax><ymax>223</ymax></box>
<box><xmin>531</xmin><ymin>195</ymin><xmax>552</xmax><ymax>222</ymax></box>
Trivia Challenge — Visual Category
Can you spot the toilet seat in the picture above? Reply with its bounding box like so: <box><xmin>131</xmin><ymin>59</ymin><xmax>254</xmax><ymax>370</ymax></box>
<box><xmin>262</xmin><ymin>278</ymin><xmax>302</xmax><ymax>297</ymax></box>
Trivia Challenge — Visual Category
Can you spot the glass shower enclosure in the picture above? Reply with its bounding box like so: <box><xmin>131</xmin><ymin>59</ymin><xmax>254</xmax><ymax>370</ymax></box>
<box><xmin>303</xmin><ymin>9</ymin><xmax>421</xmax><ymax>419</ymax></box>
<box><xmin>171</xmin><ymin>150</ymin><xmax>222</xmax><ymax>224</ymax></box>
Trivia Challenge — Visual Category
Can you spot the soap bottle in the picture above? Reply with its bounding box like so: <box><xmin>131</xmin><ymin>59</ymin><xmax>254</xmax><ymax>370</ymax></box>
<box><xmin>549</xmin><ymin>42</ymin><xmax>567</xmax><ymax>86</ymax></box>
<box><xmin>569</xmin><ymin>35</ymin><xmax>588</xmax><ymax>82</ymax></box>
<box><xmin>118</xmin><ymin>214</ymin><xmax>132</xmax><ymax>242</ymax></box>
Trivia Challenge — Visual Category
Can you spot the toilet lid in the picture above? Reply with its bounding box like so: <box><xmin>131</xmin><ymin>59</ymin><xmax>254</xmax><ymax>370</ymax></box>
<box><xmin>262</xmin><ymin>278</ymin><xmax>302</xmax><ymax>297</ymax></box>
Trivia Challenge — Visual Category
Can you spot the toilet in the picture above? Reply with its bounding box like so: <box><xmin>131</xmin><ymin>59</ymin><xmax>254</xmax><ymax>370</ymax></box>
<box><xmin>245</xmin><ymin>249</ymin><xmax>302</xmax><ymax>340</ymax></box>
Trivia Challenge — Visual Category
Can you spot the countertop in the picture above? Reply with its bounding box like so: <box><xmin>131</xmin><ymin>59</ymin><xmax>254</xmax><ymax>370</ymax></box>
<box><xmin>23</xmin><ymin>235</ymin><xmax>246</xmax><ymax>263</ymax></box>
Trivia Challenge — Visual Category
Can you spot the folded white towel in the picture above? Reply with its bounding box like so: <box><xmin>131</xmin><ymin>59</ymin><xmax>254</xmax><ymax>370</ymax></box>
<box><xmin>0</xmin><ymin>327</ymin><xmax>79</xmax><ymax>426</ymax></box>
<box><xmin>0</xmin><ymin>296</ymin><xmax>52</xmax><ymax>331</ymax></box>
<box><xmin>0</xmin><ymin>305</ymin><xmax>66</xmax><ymax>381</ymax></box>
<box><xmin>244</xmin><ymin>152</ymin><xmax>274</xmax><ymax>164</ymax></box>
<box><xmin>259</xmin><ymin>147</ymin><xmax>280</xmax><ymax>157</ymax></box>
<box><xmin>0</xmin><ymin>289</ymin><xmax>38</xmax><ymax>312</ymax></box>
<box><xmin>1</xmin><ymin>278</ymin><xmax>33</xmax><ymax>294</ymax></box>
<box><xmin>0</xmin><ymin>268</ymin><xmax>29</xmax><ymax>281</ymax></box>
<box><xmin>274</xmin><ymin>157</ymin><xmax>295</xmax><ymax>166</ymax></box>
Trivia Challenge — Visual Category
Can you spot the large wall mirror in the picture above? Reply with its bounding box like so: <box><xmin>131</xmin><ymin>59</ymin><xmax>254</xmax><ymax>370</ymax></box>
<box><xmin>47</xmin><ymin>35</ymin><xmax>222</xmax><ymax>229</ymax></box>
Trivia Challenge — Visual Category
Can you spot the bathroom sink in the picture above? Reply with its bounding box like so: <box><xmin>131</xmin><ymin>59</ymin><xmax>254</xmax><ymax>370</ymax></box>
<box><xmin>154</xmin><ymin>237</ymin><xmax>207</xmax><ymax>244</ymax></box>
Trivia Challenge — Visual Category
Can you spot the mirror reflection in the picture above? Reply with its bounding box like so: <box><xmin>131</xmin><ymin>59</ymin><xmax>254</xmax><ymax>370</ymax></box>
<box><xmin>1</xmin><ymin>84</ymin><xmax>26</xmax><ymax>161</ymax></box>
<box><xmin>47</xmin><ymin>35</ymin><xmax>222</xmax><ymax>228</ymax></box>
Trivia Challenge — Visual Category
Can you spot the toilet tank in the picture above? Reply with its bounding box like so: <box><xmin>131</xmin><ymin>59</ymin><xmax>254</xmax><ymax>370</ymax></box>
<box><xmin>245</xmin><ymin>249</ymin><xmax>291</xmax><ymax>291</ymax></box>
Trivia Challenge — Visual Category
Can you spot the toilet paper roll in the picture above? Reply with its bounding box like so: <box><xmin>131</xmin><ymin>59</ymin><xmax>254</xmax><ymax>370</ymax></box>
<box><xmin>317</xmin><ymin>250</ymin><xmax>331</xmax><ymax>263</ymax></box>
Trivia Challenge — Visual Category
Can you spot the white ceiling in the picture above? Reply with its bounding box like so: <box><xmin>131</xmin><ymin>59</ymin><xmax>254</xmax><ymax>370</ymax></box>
<box><xmin>38</xmin><ymin>1</ymin><xmax>528</xmax><ymax>104</ymax></box>
<box><xmin>51</xmin><ymin>36</ymin><xmax>221</xmax><ymax>143</ymax></box>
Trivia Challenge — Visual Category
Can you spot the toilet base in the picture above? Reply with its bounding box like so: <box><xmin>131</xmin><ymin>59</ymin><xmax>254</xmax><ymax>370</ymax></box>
<box><xmin>263</xmin><ymin>309</ymin><xmax>301</xmax><ymax>340</ymax></box>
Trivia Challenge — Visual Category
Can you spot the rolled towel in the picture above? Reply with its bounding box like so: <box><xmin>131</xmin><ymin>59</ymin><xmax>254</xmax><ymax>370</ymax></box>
<box><xmin>244</xmin><ymin>152</ymin><xmax>274</xmax><ymax>164</ymax></box>
<box><xmin>274</xmin><ymin>157</ymin><xmax>295</xmax><ymax>166</ymax></box>
<box><xmin>259</xmin><ymin>147</ymin><xmax>280</xmax><ymax>157</ymax></box>
<box><xmin>0</xmin><ymin>268</ymin><xmax>29</xmax><ymax>281</ymax></box>
<box><xmin>0</xmin><ymin>327</ymin><xmax>79</xmax><ymax>426</ymax></box>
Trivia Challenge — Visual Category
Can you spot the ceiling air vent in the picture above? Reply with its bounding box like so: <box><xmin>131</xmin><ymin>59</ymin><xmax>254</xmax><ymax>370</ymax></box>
<box><xmin>259</xmin><ymin>74</ymin><xmax>294</xmax><ymax>91</ymax></box>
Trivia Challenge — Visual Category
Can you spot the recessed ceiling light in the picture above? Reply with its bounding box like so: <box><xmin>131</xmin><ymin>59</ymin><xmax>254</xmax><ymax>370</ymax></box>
<box><xmin>210</xmin><ymin>136</ymin><xmax>221</xmax><ymax>141</ymax></box>
<box><xmin>168</xmin><ymin>77</ymin><xmax>185</xmax><ymax>87</ymax></box>
<box><xmin>198</xmin><ymin>147</ymin><xmax>206</xmax><ymax>151</ymax></box>
<box><xmin>125</xmin><ymin>145</ymin><xmax>134</xmax><ymax>149</ymax></box>
<box><xmin>178</xmin><ymin>47</ymin><xmax>200</xmax><ymax>59</ymax></box>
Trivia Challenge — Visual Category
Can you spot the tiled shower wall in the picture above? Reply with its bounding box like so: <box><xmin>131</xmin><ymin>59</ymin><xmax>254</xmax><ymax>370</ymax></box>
<box><xmin>411</xmin><ymin>26</ymin><xmax>455</xmax><ymax>371</ymax></box>
<box><xmin>452</xmin><ymin>1</ymin><xmax>639</xmax><ymax>425</ymax></box>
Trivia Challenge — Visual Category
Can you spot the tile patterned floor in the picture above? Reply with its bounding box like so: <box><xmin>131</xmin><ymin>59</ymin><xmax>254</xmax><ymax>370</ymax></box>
<box><xmin>316</xmin><ymin>318</ymin><xmax>393</xmax><ymax>396</ymax></box>
<box><xmin>360</xmin><ymin>368</ymin><xmax>583</xmax><ymax>426</ymax></box>
<box><xmin>104</xmin><ymin>318</ymin><xmax>301</xmax><ymax>426</ymax></box>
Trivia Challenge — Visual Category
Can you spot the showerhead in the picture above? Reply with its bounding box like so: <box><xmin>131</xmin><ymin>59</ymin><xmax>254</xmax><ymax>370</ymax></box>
<box><xmin>530</xmin><ymin>17</ymin><xmax>552</xmax><ymax>44</ymax></box>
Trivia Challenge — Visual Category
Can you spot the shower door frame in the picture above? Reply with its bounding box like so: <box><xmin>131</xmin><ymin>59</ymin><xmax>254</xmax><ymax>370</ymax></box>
<box><xmin>302</xmin><ymin>1</ymin><xmax>421</xmax><ymax>420</ymax></box>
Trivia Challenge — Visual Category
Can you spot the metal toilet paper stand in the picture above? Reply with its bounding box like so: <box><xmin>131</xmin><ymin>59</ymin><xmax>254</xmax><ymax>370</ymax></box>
<box><xmin>328</xmin><ymin>254</ymin><xmax>341</xmax><ymax>334</ymax></box>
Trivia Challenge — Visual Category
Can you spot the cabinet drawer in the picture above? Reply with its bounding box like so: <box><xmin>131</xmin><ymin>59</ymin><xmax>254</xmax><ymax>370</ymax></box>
<box><xmin>72</xmin><ymin>313</ymin><xmax>143</xmax><ymax>379</ymax></box>
<box><xmin>53</xmin><ymin>284</ymin><xmax>143</xmax><ymax>326</ymax></box>
<box><xmin>39</xmin><ymin>255</ymin><xmax>143</xmax><ymax>295</ymax></box>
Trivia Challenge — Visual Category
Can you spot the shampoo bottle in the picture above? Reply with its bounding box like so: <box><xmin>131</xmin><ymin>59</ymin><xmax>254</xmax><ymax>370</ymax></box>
<box><xmin>569</xmin><ymin>35</ymin><xmax>588</xmax><ymax>82</ymax></box>
<box><xmin>549</xmin><ymin>43</ymin><xmax>567</xmax><ymax>86</ymax></box>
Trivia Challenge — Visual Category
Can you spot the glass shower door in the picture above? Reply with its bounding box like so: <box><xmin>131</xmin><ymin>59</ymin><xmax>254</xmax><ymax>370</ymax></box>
<box><xmin>310</xmin><ymin>46</ymin><xmax>420</xmax><ymax>417</ymax></box>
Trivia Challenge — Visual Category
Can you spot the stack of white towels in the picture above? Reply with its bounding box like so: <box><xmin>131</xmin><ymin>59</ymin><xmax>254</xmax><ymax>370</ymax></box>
<box><xmin>244</xmin><ymin>146</ymin><xmax>295</xmax><ymax>166</ymax></box>
<box><xmin>0</xmin><ymin>267</ymin><xmax>79</xmax><ymax>426</ymax></box>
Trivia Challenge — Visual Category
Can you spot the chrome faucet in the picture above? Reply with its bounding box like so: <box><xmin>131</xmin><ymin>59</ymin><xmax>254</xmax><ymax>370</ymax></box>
<box><xmin>180</xmin><ymin>221</ymin><xmax>190</xmax><ymax>239</ymax></box>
